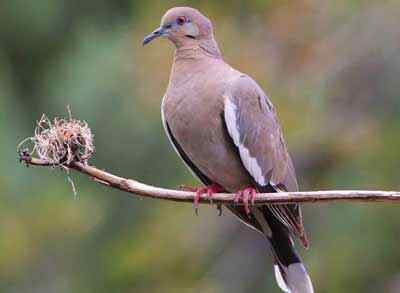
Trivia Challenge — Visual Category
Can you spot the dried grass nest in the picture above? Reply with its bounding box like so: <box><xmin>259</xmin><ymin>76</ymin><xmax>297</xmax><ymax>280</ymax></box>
<box><xmin>18</xmin><ymin>110</ymin><xmax>94</xmax><ymax>166</ymax></box>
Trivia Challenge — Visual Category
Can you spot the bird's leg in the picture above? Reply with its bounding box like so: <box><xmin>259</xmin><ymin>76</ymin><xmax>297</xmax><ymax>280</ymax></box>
<box><xmin>234</xmin><ymin>187</ymin><xmax>257</xmax><ymax>215</ymax></box>
<box><xmin>181</xmin><ymin>183</ymin><xmax>223</xmax><ymax>215</ymax></box>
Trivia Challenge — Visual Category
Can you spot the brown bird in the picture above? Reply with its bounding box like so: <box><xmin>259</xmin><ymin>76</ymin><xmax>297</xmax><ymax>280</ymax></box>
<box><xmin>143</xmin><ymin>7</ymin><xmax>314</xmax><ymax>293</ymax></box>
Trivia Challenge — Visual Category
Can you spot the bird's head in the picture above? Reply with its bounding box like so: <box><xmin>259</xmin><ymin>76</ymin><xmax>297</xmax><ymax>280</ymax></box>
<box><xmin>143</xmin><ymin>7</ymin><xmax>214</xmax><ymax>49</ymax></box>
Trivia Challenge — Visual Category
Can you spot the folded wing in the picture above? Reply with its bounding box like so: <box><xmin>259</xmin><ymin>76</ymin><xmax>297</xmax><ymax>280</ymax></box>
<box><xmin>223</xmin><ymin>74</ymin><xmax>308</xmax><ymax>247</ymax></box>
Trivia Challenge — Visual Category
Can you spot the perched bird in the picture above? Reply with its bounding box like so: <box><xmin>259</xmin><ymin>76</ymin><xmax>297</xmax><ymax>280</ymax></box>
<box><xmin>143</xmin><ymin>7</ymin><xmax>314</xmax><ymax>293</ymax></box>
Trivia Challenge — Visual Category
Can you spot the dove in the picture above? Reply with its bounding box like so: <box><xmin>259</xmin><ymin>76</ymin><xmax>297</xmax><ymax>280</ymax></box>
<box><xmin>143</xmin><ymin>7</ymin><xmax>314</xmax><ymax>293</ymax></box>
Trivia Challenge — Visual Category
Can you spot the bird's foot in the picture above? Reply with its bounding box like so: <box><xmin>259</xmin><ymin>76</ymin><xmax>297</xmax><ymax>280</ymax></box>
<box><xmin>181</xmin><ymin>183</ymin><xmax>223</xmax><ymax>215</ymax></box>
<box><xmin>234</xmin><ymin>187</ymin><xmax>257</xmax><ymax>215</ymax></box>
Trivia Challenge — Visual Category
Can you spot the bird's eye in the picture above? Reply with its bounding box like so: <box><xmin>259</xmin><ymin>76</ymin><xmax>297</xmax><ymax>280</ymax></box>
<box><xmin>176</xmin><ymin>16</ymin><xmax>187</xmax><ymax>25</ymax></box>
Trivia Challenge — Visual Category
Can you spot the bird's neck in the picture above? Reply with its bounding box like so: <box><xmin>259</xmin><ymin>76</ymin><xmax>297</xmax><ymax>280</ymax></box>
<box><xmin>174</xmin><ymin>38</ymin><xmax>222</xmax><ymax>61</ymax></box>
<box><xmin>168</xmin><ymin>40</ymin><xmax>224</xmax><ymax>93</ymax></box>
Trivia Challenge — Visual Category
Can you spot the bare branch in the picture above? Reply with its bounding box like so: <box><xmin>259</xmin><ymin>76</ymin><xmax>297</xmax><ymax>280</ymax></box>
<box><xmin>19</xmin><ymin>154</ymin><xmax>400</xmax><ymax>205</ymax></box>
<box><xmin>17</xmin><ymin>111</ymin><xmax>400</xmax><ymax>205</ymax></box>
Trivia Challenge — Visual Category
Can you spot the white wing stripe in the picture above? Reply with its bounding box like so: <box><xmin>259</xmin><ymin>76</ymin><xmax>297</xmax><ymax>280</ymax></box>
<box><xmin>224</xmin><ymin>97</ymin><xmax>267</xmax><ymax>186</ymax></box>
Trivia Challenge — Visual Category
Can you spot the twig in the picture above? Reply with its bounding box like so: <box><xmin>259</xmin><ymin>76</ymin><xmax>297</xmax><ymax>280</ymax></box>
<box><xmin>19</xmin><ymin>155</ymin><xmax>400</xmax><ymax>205</ymax></box>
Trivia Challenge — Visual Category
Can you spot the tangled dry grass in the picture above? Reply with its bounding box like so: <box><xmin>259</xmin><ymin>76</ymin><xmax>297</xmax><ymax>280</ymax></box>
<box><xmin>18</xmin><ymin>109</ymin><xmax>94</xmax><ymax>167</ymax></box>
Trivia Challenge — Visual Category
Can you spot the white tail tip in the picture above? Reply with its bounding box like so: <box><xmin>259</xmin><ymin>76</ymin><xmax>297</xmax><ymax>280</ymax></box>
<box><xmin>274</xmin><ymin>263</ymin><xmax>314</xmax><ymax>293</ymax></box>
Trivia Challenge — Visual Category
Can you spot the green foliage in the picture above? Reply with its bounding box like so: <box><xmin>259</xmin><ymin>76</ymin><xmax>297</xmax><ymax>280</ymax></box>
<box><xmin>1</xmin><ymin>1</ymin><xmax>400</xmax><ymax>292</ymax></box>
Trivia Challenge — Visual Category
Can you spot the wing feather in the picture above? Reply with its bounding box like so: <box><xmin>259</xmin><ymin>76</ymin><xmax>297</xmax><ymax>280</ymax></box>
<box><xmin>223</xmin><ymin>75</ymin><xmax>308</xmax><ymax>247</ymax></box>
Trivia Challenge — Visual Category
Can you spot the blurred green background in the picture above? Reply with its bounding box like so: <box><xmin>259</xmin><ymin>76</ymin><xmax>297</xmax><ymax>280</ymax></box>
<box><xmin>2</xmin><ymin>1</ymin><xmax>400</xmax><ymax>292</ymax></box>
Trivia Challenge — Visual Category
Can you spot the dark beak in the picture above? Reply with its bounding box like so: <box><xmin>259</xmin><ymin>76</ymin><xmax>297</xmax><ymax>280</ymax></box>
<box><xmin>142</xmin><ymin>27</ymin><xmax>164</xmax><ymax>46</ymax></box>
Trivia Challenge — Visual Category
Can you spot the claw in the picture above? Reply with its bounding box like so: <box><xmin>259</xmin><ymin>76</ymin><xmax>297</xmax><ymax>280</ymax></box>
<box><xmin>235</xmin><ymin>187</ymin><xmax>258</xmax><ymax>216</ymax></box>
<box><xmin>234</xmin><ymin>190</ymin><xmax>242</xmax><ymax>204</ymax></box>
<box><xmin>217</xmin><ymin>204</ymin><xmax>223</xmax><ymax>216</ymax></box>
<box><xmin>194</xmin><ymin>189</ymin><xmax>202</xmax><ymax>215</ymax></box>
<box><xmin>250</xmin><ymin>188</ymin><xmax>257</xmax><ymax>205</ymax></box>
<box><xmin>242</xmin><ymin>189</ymin><xmax>250</xmax><ymax>214</ymax></box>
<box><xmin>207</xmin><ymin>188</ymin><xmax>214</xmax><ymax>204</ymax></box>
<box><xmin>181</xmin><ymin>183</ymin><xmax>223</xmax><ymax>215</ymax></box>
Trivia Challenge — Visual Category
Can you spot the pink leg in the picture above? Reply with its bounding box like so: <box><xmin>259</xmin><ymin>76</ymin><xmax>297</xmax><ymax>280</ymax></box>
<box><xmin>235</xmin><ymin>187</ymin><xmax>257</xmax><ymax>215</ymax></box>
<box><xmin>181</xmin><ymin>183</ymin><xmax>223</xmax><ymax>215</ymax></box>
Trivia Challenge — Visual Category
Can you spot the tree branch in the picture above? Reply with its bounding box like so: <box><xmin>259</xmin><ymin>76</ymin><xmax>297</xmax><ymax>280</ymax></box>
<box><xmin>19</xmin><ymin>154</ymin><xmax>400</xmax><ymax>205</ymax></box>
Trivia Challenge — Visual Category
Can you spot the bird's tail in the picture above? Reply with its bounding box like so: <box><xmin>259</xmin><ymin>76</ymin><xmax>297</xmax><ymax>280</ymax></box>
<box><xmin>252</xmin><ymin>207</ymin><xmax>314</xmax><ymax>293</ymax></box>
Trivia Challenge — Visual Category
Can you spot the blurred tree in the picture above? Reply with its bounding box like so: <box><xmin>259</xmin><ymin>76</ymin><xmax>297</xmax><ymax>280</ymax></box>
<box><xmin>1</xmin><ymin>1</ymin><xmax>400</xmax><ymax>292</ymax></box>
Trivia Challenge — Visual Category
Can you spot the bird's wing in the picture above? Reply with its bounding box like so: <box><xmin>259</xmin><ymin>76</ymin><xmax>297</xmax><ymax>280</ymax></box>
<box><xmin>223</xmin><ymin>74</ymin><xmax>307</xmax><ymax>246</ymax></box>
<box><xmin>162</xmin><ymin>96</ymin><xmax>267</xmax><ymax>234</ymax></box>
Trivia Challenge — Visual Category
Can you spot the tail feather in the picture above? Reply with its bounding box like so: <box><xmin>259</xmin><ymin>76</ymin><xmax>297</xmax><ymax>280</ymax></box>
<box><xmin>274</xmin><ymin>264</ymin><xmax>290</xmax><ymax>292</ymax></box>
<box><xmin>253</xmin><ymin>206</ymin><xmax>314</xmax><ymax>293</ymax></box>
<box><xmin>274</xmin><ymin>262</ymin><xmax>314</xmax><ymax>293</ymax></box>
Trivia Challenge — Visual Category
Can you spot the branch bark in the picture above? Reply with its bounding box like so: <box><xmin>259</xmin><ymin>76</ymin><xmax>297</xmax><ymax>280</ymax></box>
<box><xmin>19</xmin><ymin>155</ymin><xmax>400</xmax><ymax>205</ymax></box>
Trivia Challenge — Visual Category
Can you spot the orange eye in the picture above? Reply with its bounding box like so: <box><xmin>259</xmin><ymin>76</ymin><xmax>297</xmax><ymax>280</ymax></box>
<box><xmin>176</xmin><ymin>16</ymin><xmax>186</xmax><ymax>25</ymax></box>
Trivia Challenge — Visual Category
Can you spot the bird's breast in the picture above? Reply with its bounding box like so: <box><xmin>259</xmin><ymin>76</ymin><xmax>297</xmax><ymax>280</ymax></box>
<box><xmin>162</xmin><ymin>82</ymin><xmax>253</xmax><ymax>191</ymax></box>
